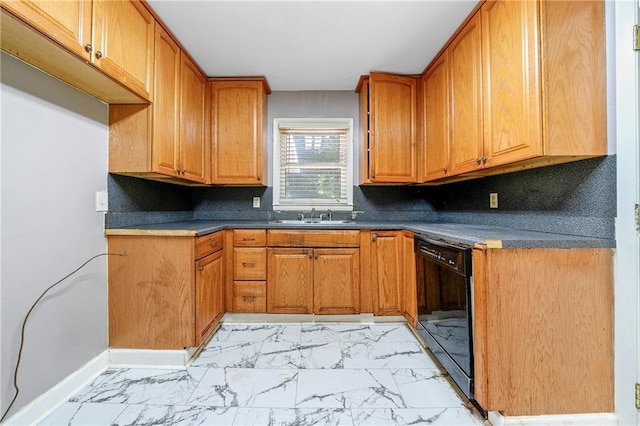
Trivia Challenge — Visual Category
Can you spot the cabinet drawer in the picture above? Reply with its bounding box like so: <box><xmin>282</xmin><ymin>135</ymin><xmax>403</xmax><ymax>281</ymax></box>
<box><xmin>267</xmin><ymin>230</ymin><xmax>360</xmax><ymax>247</ymax></box>
<box><xmin>233</xmin><ymin>229</ymin><xmax>266</xmax><ymax>246</ymax></box>
<box><xmin>234</xmin><ymin>248</ymin><xmax>266</xmax><ymax>280</ymax></box>
<box><xmin>232</xmin><ymin>281</ymin><xmax>266</xmax><ymax>313</ymax></box>
<box><xmin>195</xmin><ymin>232</ymin><xmax>224</xmax><ymax>259</ymax></box>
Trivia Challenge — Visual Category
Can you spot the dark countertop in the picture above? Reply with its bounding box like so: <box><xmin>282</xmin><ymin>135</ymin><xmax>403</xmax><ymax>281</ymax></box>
<box><xmin>105</xmin><ymin>220</ymin><xmax>615</xmax><ymax>249</ymax></box>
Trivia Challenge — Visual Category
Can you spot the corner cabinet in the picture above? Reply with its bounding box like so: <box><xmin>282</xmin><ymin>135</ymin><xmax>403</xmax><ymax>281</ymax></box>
<box><xmin>356</xmin><ymin>73</ymin><xmax>418</xmax><ymax>184</ymax></box>
<box><xmin>419</xmin><ymin>0</ymin><xmax>606</xmax><ymax>183</ymax></box>
<box><xmin>210</xmin><ymin>78</ymin><xmax>270</xmax><ymax>185</ymax></box>
<box><xmin>107</xmin><ymin>231</ymin><xmax>224</xmax><ymax>349</ymax></box>
<box><xmin>266</xmin><ymin>230</ymin><xmax>360</xmax><ymax>315</ymax></box>
<box><xmin>1</xmin><ymin>0</ymin><xmax>154</xmax><ymax>103</ymax></box>
<box><xmin>109</xmin><ymin>24</ymin><xmax>209</xmax><ymax>185</ymax></box>
<box><xmin>473</xmin><ymin>246</ymin><xmax>613</xmax><ymax>416</ymax></box>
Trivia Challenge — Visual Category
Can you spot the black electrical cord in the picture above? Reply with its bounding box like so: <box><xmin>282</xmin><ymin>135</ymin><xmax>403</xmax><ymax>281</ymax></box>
<box><xmin>0</xmin><ymin>252</ymin><xmax>126</xmax><ymax>423</ymax></box>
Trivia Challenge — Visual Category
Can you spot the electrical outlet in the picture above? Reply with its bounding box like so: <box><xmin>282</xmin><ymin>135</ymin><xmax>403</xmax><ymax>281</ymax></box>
<box><xmin>95</xmin><ymin>190</ymin><xmax>108</xmax><ymax>212</ymax></box>
<box><xmin>252</xmin><ymin>196</ymin><xmax>260</xmax><ymax>208</ymax></box>
<box><xmin>489</xmin><ymin>193</ymin><xmax>498</xmax><ymax>209</ymax></box>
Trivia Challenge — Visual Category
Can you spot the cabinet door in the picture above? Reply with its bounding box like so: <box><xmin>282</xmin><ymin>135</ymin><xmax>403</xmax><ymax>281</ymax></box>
<box><xmin>151</xmin><ymin>24</ymin><xmax>180</xmax><ymax>178</ymax></box>
<box><xmin>422</xmin><ymin>52</ymin><xmax>450</xmax><ymax>182</ymax></box>
<box><xmin>179</xmin><ymin>53</ymin><xmax>208</xmax><ymax>183</ymax></box>
<box><xmin>449</xmin><ymin>11</ymin><xmax>484</xmax><ymax>175</ymax></box>
<box><xmin>196</xmin><ymin>249</ymin><xmax>224</xmax><ymax>345</ymax></box>
<box><xmin>267</xmin><ymin>248</ymin><xmax>313</xmax><ymax>314</ymax></box>
<box><xmin>2</xmin><ymin>0</ymin><xmax>92</xmax><ymax>60</ymax></box>
<box><xmin>371</xmin><ymin>231</ymin><xmax>403</xmax><ymax>315</ymax></box>
<box><xmin>369</xmin><ymin>73</ymin><xmax>417</xmax><ymax>183</ymax></box>
<box><xmin>211</xmin><ymin>81</ymin><xmax>265</xmax><ymax>184</ymax></box>
<box><xmin>92</xmin><ymin>0</ymin><xmax>154</xmax><ymax>100</ymax></box>
<box><xmin>314</xmin><ymin>248</ymin><xmax>360</xmax><ymax>315</ymax></box>
<box><xmin>481</xmin><ymin>0</ymin><xmax>541</xmax><ymax>168</ymax></box>
<box><xmin>402</xmin><ymin>232</ymin><xmax>417</xmax><ymax>328</ymax></box>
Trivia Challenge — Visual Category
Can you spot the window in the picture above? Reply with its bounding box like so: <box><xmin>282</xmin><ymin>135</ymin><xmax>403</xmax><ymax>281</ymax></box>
<box><xmin>273</xmin><ymin>118</ymin><xmax>353</xmax><ymax>211</ymax></box>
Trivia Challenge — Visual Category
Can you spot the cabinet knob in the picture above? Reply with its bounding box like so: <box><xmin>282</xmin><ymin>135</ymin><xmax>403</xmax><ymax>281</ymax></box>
<box><xmin>199</xmin><ymin>266</ymin><xmax>204</xmax><ymax>272</ymax></box>
<box><xmin>481</xmin><ymin>156</ymin><xmax>487</xmax><ymax>163</ymax></box>
<box><xmin>85</xmin><ymin>44</ymin><xmax>93</xmax><ymax>52</ymax></box>
<box><xmin>307</xmin><ymin>250</ymin><xmax>313</xmax><ymax>259</ymax></box>
<box><xmin>443</xmin><ymin>167</ymin><xmax>448</xmax><ymax>173</ymax></box>
<box><xmin>314</xmin><ymin>252</ymin><xmax>319</xmax><ymax>259</ymax></box>
<box><xmin>476</xmin><ymin>157</ymin><xmax>482</xmax><ymax>164</ymax></box>
<box><xmin>257</xmin><ymin>177</ymin><xmax>261</xmax><ymax>181</ymax></box>
<box><xmin>95</xmin><ymin>50</ymin><xmax>103</xmax><ymax>59</ymax></box>
<box><xmin>371</xmin><ymin>235</ymin><xmax>377</xmax><ymax>242</ymax></box>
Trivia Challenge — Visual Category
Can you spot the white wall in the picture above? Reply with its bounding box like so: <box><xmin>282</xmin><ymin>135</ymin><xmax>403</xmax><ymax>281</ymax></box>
<box><xmin>0</xmin><ymin>52</ymin><xmax>109</xmax><ymax>418</ymax></box>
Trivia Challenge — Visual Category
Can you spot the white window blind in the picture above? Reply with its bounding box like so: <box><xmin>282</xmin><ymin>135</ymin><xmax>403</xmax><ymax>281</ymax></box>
<box><xmin>273</xmin><ymin>119</ymin><xmax>353</xmax><ymax>211</ymax></box>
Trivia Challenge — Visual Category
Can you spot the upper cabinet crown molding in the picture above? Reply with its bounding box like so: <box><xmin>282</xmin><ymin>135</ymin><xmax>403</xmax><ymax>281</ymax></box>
<box><xmin>1</xmin><ymin>0</ymin><xmax>154</xmax><ymax>103</ymax></box>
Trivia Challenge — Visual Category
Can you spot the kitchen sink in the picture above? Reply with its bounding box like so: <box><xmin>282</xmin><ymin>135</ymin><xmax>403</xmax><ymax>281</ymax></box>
<box><xmin>269</xmin><ymin>219</ymin><xmax>355</xmax><ymax>225</ymax></box>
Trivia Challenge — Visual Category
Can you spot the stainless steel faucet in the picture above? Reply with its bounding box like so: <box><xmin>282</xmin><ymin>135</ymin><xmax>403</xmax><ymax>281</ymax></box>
<box><xmin>327</xmin><ymin>209</ymin><xmax>332</xmax><ymax>222</ymax></box>
<box><xmin>310</xmin><ymin>208</ymin><xmax>316</xmax><ymax>221</ymax></box>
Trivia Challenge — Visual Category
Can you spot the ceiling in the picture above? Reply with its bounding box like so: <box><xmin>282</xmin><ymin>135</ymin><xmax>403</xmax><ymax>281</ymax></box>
<box><xmin>146</xmin><ymin>1</ymin><xmax>477</xmax><ymax>91</ymax></box>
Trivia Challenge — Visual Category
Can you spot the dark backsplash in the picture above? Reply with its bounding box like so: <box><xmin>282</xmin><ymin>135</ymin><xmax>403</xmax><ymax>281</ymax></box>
<box><xmin>106</xmin><ymin>155</ymin><xmax>616</xmax><ymax>239</ymax></box>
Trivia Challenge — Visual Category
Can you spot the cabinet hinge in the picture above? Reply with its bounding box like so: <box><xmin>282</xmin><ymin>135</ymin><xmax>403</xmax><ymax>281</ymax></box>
<box><xmin>636</xmin><ymin>382</ymin><xmax>640</xmax><ymax>409</ymax></box>
<box><xmin>634</xmin><ymin>25</ymin><xmax>640</xmax><ymax>51</ymax></box>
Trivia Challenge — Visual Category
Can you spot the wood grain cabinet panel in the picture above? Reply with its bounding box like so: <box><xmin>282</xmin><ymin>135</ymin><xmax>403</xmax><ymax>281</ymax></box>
<box><xmin>370</xmin><ymin>231</ymin><xmax>403</xmax><ymax>316</ymax></box>
<box><xmin>313</xmin><ymin>249</ymin><xmax>360</xmax><ymax>315</ymax></box>
<box><xmin>401</xmin><ymin>232</ymin><xmax>417</xmax><ymax>328</ymax></box>
<box><xmin>195</xmin><ymin>249</ymin><xmax>224</xmax><ymax>344</ymax></box>
<box><xmin>357</xmin><ymin>73</ymin><xmax>418</xmax><ymax>184</ymax></box>
<box><xmin>110</xmin><ymin>24</ymin><xmax>209</xmax><ymax>185</ymax></box>
<box><xmin>91</xmin><ymin>0</ymin><xmax>154</xmax><ymax>100</ymax></box>
<box><xmin>233</xmin><ymin>281</ymin><xmax>267</xmax><ymax>313</ymax></box>
<box><xmin>1</xmin><ymin>0</ymin><xmax>152</xmax><ymax>103</ymax></box>
<box><xmin>473</xmin><ymin>247</ymin><xmax>613</xmax><ymax>416</ymax></box>
<box><xmin>229</xmin><ymin>229</ymin><xmax>267</xmax><ymax>313</ymax></box>
<box><xmin>421</xmin><ymin>52</ymin><xmax>450</xmax><ymax>181</ymax></box>
<box><xmin>211</xmin><ymin>78</ymin><xmax>270</xmax><ymax>185</ymax></box>
<box><xmin>448</xmin><ymin>11</ymin><xmax>483</xmax><ymax>176</ymax></box>
<box><xmin>267</xmin><ymin>248</ymin><xmax>314</xmax><ymax>314</ymax></box>
<box><xmin>108</xmin><ymin>232</ymin><xmax>224</xmax><ymax>349</ymax></box>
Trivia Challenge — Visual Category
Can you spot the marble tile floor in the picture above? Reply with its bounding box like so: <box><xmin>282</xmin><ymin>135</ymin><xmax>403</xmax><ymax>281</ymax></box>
<box><xmin>39</xmin><ymin>323</ymin><xmax>485</xmax><ymax>426</ymax></box>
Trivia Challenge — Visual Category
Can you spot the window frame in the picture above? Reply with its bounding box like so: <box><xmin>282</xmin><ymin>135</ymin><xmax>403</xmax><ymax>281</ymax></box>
<box><xmin>272</xmin><ymin>117</ymin><xmax>354</xmax><ymax>211</ymax></box>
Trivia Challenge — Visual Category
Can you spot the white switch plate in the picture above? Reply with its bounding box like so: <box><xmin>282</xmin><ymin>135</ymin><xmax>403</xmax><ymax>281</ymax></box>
<box><xmin>252</xmin><ymin>196</ymin><xmax>260</xmax><ymax>208</ymax></box>
<box><xmin>489</xmin><ymin>193</ymin><xmax>498</xmax><ymax>209</ymax></box>
<box><xmin>96</xmin><ymin>190</ymin><xmax>108</xmax><ymax>212</ymax></box>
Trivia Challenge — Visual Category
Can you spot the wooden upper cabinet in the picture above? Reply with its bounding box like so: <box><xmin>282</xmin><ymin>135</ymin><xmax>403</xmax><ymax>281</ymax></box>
<box><xmin>367</xmin><ymin>73</ymin><xmax>418</xmax><ymax>183</ymax></box>
<box><xmin>481</xmin><ymin>0</ymin><xmax>542</xmax><ymax>168</ymax></box>
<box><xmin>449</xmin><ymin>11</ymin><xmax>483</xmax><ymax>176</ymax></box>
<box><xmin>421</xmin><ymin>52</ymin><xmax>450</xmax><ymax>182</ymax></box>
<box><xmin>211</xmin><ymin>78</ymin><xmax>270</xmax><ymax>185</ymax></box>
<box><xmin>179</xmin><ymin>53</ymin><xmax>208</xmax><ymax>183</ymax></box>
<box><xmin>91</xmin><ymin>0</ymin><xmax>154</xmax><ymax>100</ymax></box>
<box><xmin>1</xmin><ymin>0</ymin><xmax>151</xmax><ymax>103</ymax></box>
<box><xmin>1</xmin><ymin>0</ymin><xmax>92</xmax><ymax>60</ymax></box>
<box><xmin>151</xmin><ymin>23</ymin><xmax>181</xmax><ymax>178</ymax></box>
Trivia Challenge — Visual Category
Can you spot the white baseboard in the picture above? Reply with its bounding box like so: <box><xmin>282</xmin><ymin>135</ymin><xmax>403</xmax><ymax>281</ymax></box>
<box><xmin>3</xmin><ymin>350</ymin><xmax>108</xmax><ymax>426</ymax></box>
<box><xmin>488</xmin><ymin>411</ymin><xmax>618</xmax><ymax>426</ymax></box>
<box><xmin>108</xmin><ymin>348</ymin><xmax>196</xmax><ymax>369</ymax></box>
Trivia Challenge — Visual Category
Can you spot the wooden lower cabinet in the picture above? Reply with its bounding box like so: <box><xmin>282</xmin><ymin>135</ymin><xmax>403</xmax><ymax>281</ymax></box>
<box><xmin>314</xmin><ymin>249</ymin><xmax>360</xmax><ymax>315</ymax></box>
<box><xmin>195</xmin><ymin>249</ymin><xmax>224</xmax><ymax>343</ymax></box>
<box><xmin>473</xmin><ymin>247</ymin><xmax>613</xmax><ymax>416</ymax></box>
<box><xmin>266</xmin><ymin>230</ymin><xmax>360</xmax><ymax>315</ymax></box>
<box><xmin>370</xmin><ymin>231</ymin><xmax>403</xmax><ymax>316</ymax></box>
<box><xmin>108</xmin><ymin>232</ymin><xmax>224</xmax><ymax>349</ymax></box>
<box><xmin>267</xmin><ymin>248</ymin><xmax>313</xmax><ymax>314</ymax></box>
<box><xmin>401</xmin><ymin>231</ymin><xmax>417</xmax><ymax>328</ymax></box>
<box><xmin>233</xmin><ymin>281</ymin><xmax>266</xmax><ymax>313</ymax></box>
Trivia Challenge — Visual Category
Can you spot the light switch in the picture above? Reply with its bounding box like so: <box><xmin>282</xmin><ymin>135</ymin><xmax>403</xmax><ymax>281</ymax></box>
<box><xmin>252</xmin><ymin>196</ymin><xmax>260</xmax><ymax>208</ymax></box>
<box><xmin>96</xmin><ymin>190</ymin><xmax>108</xmax><ymax>212</ymax></box>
